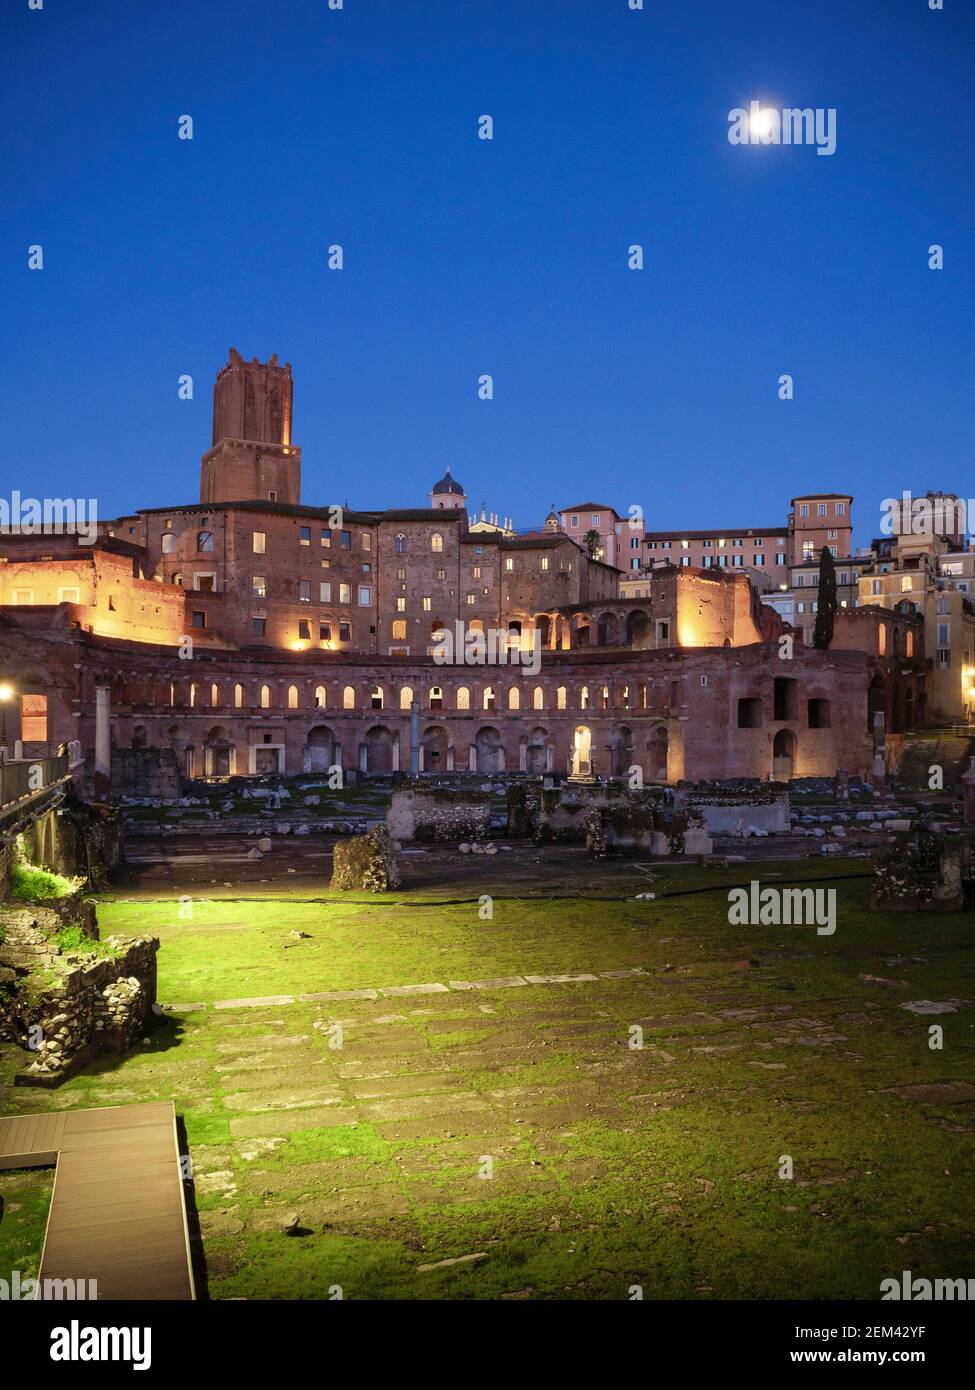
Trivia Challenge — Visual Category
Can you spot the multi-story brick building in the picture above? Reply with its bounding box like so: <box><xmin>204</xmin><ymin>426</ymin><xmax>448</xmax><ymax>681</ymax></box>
<box><xmin>0</xmin><ymin>350</ymin><xmax>926</xmax><ymax>789</ymax></box>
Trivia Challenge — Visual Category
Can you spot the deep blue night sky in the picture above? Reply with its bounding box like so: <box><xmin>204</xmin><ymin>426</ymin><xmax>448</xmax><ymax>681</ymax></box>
<box><xmin>3</xmin><ymin>0</ymin><xmax>972</xmax><ymax>545</ymax></box>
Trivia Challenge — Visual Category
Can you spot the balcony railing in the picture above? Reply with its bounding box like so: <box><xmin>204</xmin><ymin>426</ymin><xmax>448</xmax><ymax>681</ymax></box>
<box><xmin>0</xmin><ymin>753</ymin><xmax>70</xmax><ymax>811</ymax></box>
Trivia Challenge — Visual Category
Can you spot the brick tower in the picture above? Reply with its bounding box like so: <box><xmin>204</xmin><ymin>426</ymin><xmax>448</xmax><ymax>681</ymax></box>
<box><xmin>199</xmin><ymin>348</ymin><xmax>302</xmax><ymax>505</ymax></box>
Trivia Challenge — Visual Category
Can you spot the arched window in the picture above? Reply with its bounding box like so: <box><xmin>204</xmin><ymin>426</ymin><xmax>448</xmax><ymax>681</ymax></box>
<box><xmin>533</xmin><ymin>686</ymin><xmax>544</xmax><ymax>710</ymax></box>
<box><xmin>315</xmin><ymin>685</ymin><xmax>327</xmax><ymax>708</ymax></box>
<box><xmin>431</xmin><ymin>533</ymin><xmax>443</xmax><ymax>553</ymax></box>
<box><xmin>210</xmin><ymin>683</ymin><xmax>219</xmax><ymax>707</ymax></box>
<box><xmin>288</xmin><ymin>684</ymin><xmax>299</xmax><ymax>710</ymax></box>
<box><xmin>906</xmin><ymin>631</ymin><xmax>913</xmax><ymax>658</ymax></box>
<box><xmin>430</xmin><ymin>686</ymin><xmax>443</xmax><ymax>710</ymax></box>
<box><xmin>189</xmin><ymin>682</ymin><xmax>198</xmax><ymax>708</ymax></box>
<box><xmin>508</xmin><ymin>687</ymin><xmax>520</xmax><ymax>710</ymax></box>
<box><xmin>556</xmin><ymin>686</ymin><xmax>567</xmax><ymax>710</ymax></box>
<box><xmin>878</xmin><ymin>625</ymin><xmax>887</xmax><ymax>655</ymax></box>
<box><xmin>260</xmin><ymin>684</ymin><xmax>271</xmax><ymax>709</ymax></box>
<box><xmin>395</xmin><ymin>534</ymin><xmax>407</xmax><ymax>554</ymax></box>
<box><xmin>172</xmin><ymin>572</ymin><xmax>183</xmax><ymax>587</ymax></box>
<box><xmin>161</xmin><ymin>532</ymin><xmax>176</xmax><ymax>554</ymax></box>
<box><xmin>234</xmin><ymin>683</ymin><xmax>244</xmax><ymax>709</ymax></box>
<box><xmin>197</xmin><ymin>531</ymin><xmax>214</xmax><ymax>553</ymax></box>
<box><xmin>600</xmin><ymin>685</ymin><xmax>610</xmax><ymax>711</ymax></box>
<box><xmin>168</xmin><ymin>682</ymin><xmax>175</xmax><ymax>706</ymax></box>
<box><xmin>343</xmin><ymin>685</ymin><xmax>355</xmax><ymax>709</ymax></box>
<box><xmin>483</xmin><ymin>686</ymin><xmax>496</xmax><ymax>711</ymax></box>
<box><xmin>371</xmin><ymin>686</ymin><xmax>384</xmax><ymax>710</ymax></box>
<box><xmin>580</xmin><ymin>685</ymin><xmax>590</xmax><ymax>710</ymax></box>
<box><xmin>457</xmin><ymin>686</ymin><xmax>470</xmax><ymax>710</ymax></box>
<box><xmin>400</xmin><ymin>685</ymin><xmax>414</xmax><ymax>711</ymax></box>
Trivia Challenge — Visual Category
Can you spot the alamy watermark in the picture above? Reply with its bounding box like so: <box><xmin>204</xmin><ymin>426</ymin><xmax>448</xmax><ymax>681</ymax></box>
<box><xmin>433</xmin><ymin>621</ymin><xmax>541</xmax><ymax>676</ymax></box>
<box><xmin>728</xmin><ymin>101</ymin><xmax>836</xmax><ymax>157</ymax></box>
<box><xmin>880</xmin><ymin>491</ymin><xmax>973</xmax><ymax>539</ymax></box>
<box><xmin>1</xmin><ymin>1270</ymin><xmax>97</xmax><ymax>1300</ymax></box>
<box><xmin>728</xmin><ymin>881</ymin><xmax>836</xmax><ymax>935</ymax></box>
<box><xmin>0</xmin><ymin>491</ymin><xmax>98</xmax><ymax>545</ymax></box>
<box><xmin>881</xmin><ymin>1270</ymin><xmax>975</xmax><ymax>1300</ymax></box>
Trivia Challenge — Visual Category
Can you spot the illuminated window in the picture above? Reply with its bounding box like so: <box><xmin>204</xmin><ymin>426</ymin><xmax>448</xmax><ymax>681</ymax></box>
<box><xmin>252</xmin><ymin>532</ymin><xmax>266</xmax><ymax>554</ymax></box>
<box><xmin>210</xmin><ymin>683</ymin><xmax>219</xmax><ymax>707</ymax></box>
<box><xmin>371</xmin><ymin>686</ymin><xmax>384</xmax><ymax>710</ymax></box>
<box><xmin>533</xmin><ymin>686</ymin><xmax>544</xmax><ymax>710</ymax></box>
<box><xmin>343</xmin><ymin>685</ymin><xmax>355</xmax><ymax>709</ymax></box>
<box><xmin>315</xmin><ymin>686</ymin><xmax>327</xmax><ymax>708</ymax></box>
<box><xmin>556</xmin><ymin>686</ymin><xmax>567</xmax><ymax>710</ymax></box>
<box><xmin>483</xmin><ymin>686</ymin><xmax>495</xmax><ymax>711</ymax></box>
<box><xmin>288</xmin><ymin>685</ymin><xmax>299</xmax><ymax>709</ymax></box>
<box><xmin>20</xmin><ymin>694</ymin><xmax>47</xmax><ymax>742</ymax></box>
<box><xmin>457</xmin><ymin>686</ymin><xmax>470</xmax><ymax>710</ymax></box>
<box><xmin>234</xmin><ymin>684</ymin><xmax>244</xmax><ymax>709</ymax></box>
<box><xmin>422</xmin><ymin>596</ymin><xmax>431</xmax><ymax>611</ymax></box>
<box><xmin>431</xmin><ymin>533</ymin><xmax>443</xmax><ymax>553</ymax></box>
<box><xmin>508</xmin><ymin>687</ymin><xmax>520</xmax><ymax>710</ymax></box>
<box><xmin>430</xmin><ymin>686</ymin><xmax>443</xmax><ymax>710</ymax></box>
<box><xmin>392</xmin><ymin>620</ymin><xmax>407</xmax><ymax>639</ymax></box>
<box><xmin>252</xmin><ymin>575</ymin><xmax>266</xmax><ymax>597</ymax></box>
<box><xmin>260</xmin><ymin>685</ymin><xmax>271</xmax><ymax>709</ymax></box>
<box><xmin>400</xmin><ymin>686</ymin><xmax>414</xmax><ymax>710</ymax></box>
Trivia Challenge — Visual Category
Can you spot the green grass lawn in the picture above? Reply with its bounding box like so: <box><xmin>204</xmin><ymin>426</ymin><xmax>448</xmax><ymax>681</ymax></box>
<box><xmin>2</xmin><ymin>853</ymin><xmax>974</xmax><ymax>1300</ymax></box>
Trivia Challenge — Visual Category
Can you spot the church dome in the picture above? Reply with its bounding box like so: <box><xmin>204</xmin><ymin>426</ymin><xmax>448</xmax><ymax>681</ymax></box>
<box><xmin>431</xmin><ymin>468</ymin><xmax>465</xmax><ymax>497</ymax></box>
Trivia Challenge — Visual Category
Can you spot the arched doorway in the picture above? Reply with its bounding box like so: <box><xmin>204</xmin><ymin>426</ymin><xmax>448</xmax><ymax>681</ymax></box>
<box><xmin>772</xmin><ymin>728</ymin><xmax>796</xmax><ymax>781</ymax></box>
<box><xmin>304</xmin><ymin>724</ymin><xmax>334</xmax><ymax>773</ymax></box>
<box><xmin>526</xmin><ymin>726</ymin><xmax>548</xmax><ymax>775</ymax></box>
<box><xmin>597</xmin><ymin>612</ymin><xmax>619</xmax><ymax>646</ymax></box>
<box><xmin>365</xmin><ymin>725</ymin><xmax>394</xmax><ymax>773</ymax></box>
<box><xmin>475</xmin><ymin>726</ymin><xmax>503</xmax><ymax>774</ymax></box>
<box><xmin>205</xmin><ymin>725</ymin><xmax>234</xmax><ymax>778</ymax></box>
<box><xmin>867</xmin><ymin>675</ymin><xmax>886</xmax><ymax>737</ymax></box>
<box><xmin>649</xmin><ymin>725</ymin><xmax>669</xmax><ymax>782</ymax></box>
<box><xmin>612</xmin><ymin>724</ymin><xmax>634</xmax><ymax>777</ymax></box>
<box><xmin>626</xmin><ymin>609</ymin><xmax>651</xmax><ymax>648</ymax></box>
<box><xmin>422</xmin><ymin>724</ymin><xmax>448</xmax><ymax>772</ymax></box>
<box><xmin>570</xmin><ymin>615</ymin><xmax>591</xmax><ymax>649</ymax></box>
<box><xmin>536</xmin><ymin>615</ymin><xmax>551</xmax><ymax>650</ymax></box>
<box><xmin>571</xmin><ymin>725</ymin><xmax>592</xmax><ymax>778</ymax></box>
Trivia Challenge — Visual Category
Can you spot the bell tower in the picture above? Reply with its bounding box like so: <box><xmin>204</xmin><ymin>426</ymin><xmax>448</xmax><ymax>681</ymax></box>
<box><xmin>200</xmin><ymin>348</ymin><xmax>302</xmax><ymax>505</ymax></box>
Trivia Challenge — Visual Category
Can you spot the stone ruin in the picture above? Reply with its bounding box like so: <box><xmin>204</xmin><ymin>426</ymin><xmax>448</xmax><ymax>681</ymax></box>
<box><xmin>522</xmin><ymin>781</ymin><xmax>712</xmax><ymax>857</ymax></box>
<box><xmin>869</xmin><ymin>827</ymin><xmax>972</xmax><ymax>913</ymax></box>
<box><xmin>330</xmin><ymin>825</ymin><xmax>402</xmax><ymax>892</ymax></box>
<box><xmin>0</xmin><ymin>895</ymin><xmax>159</xmax><ymax>1087</ymax></box>
<box><xmin>387</xmin><ymin>784</ymin><xmax>492</xmax><ymax>843</ymax></box>
<box><xmin>675</xmin><ymin>780</ymin><xmax>791</xmax><ymax>837</ymax></box>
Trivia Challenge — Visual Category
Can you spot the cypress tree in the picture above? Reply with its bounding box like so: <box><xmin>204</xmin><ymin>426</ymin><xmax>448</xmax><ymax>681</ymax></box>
<box><xmin>813</xmin><ymin>545</ymin><xmax>837</xmax><ymax>649</ymax></box>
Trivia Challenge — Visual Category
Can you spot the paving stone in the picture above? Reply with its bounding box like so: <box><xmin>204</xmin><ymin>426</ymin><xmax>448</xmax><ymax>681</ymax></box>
<box><xmin>300</xmin><ymin>989</ymin><xmax>380</xmax><ymax>1002</ymax></box>
<box><xmin>381</xmin><ymin>983</ymin><xmax>450</xmax><ymax>997</ymax></box>
<box><xmin>214</xmin><ymin>995</ymin><xmax>295</xmax><ymax>1010</ymax></box>
<box><xmin>229</xmin><ymin>1106</ymin><xmax>361</xmax><ymax>1138</ymax></box>
<box><xmin>524</xmin><ymin>974</ymin><xmax>599</xmax><ymax>985</ymax></box>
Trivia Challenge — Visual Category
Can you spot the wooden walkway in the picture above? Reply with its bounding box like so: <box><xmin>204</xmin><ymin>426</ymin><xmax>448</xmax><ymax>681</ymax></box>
<box><xmin>0</xmin><ymin>1101</ymin><xmax>196</xmax><ymax>1300</ymax></box>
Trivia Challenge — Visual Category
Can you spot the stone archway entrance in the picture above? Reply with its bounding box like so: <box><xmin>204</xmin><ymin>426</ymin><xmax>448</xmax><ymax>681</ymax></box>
<box><xmin>422</xmin><ymin>724</ymin><xmax>448</xmax><ymax>772</ymax></box>
<box><xmin>773</xmin><ymin>727</ymin><xmax>796</xmax><ymax>781</ymax></box>
<box><xmin>304</xmin><ymin>724</ymin><xmax>334</xmax><ymax>773</ymax></box>
<box><xmin>526</xmin><ymin>726</ymin><xmax>549</xmax><ymax>775</ymax></box>
<box><xmin>649</xmin><ymin>725</ymin><xmax>669</xmax><ymax>782</ymax></box>
<box><xmin>571</xmin><ymin>725</ymin><xmax>592</xmax><ymax>778</ymax></box>
<box><xmin>205</xmin><ymin>726</ymin><xmax>234</xmax><ymax>778</ymax></box>
<box><xmin>365</xmin><ymin>725</ymin><xmax>394</xmax><ymax>773</ymax></box>
<box><xmin>475</xmin><ymin>726</ymin><xmax>503</xmax><ymax>774</ymax></box>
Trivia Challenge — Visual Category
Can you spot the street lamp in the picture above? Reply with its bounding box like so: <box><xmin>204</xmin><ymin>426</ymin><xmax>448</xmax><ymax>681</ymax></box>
<box><xmin>0</xmin><ymin>683</ymin><xmax>14</xmax><ymax>763</ymax></box>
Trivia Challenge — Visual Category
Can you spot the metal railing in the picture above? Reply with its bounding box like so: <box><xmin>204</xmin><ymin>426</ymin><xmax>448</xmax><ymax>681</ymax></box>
<box><xmin>0</xmin><ymin>753</ymin><xmax>70</xmax><ymax>810</ymax></box>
